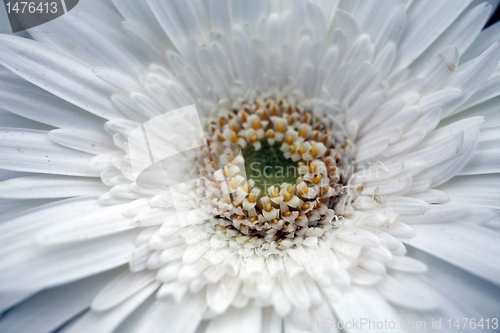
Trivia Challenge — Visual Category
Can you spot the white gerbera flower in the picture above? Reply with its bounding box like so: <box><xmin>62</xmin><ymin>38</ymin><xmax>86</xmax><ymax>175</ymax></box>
<box><xmin>1</xmin><ymin>0</ymin><xmax>500</xmax><ymax>332</ymax></box>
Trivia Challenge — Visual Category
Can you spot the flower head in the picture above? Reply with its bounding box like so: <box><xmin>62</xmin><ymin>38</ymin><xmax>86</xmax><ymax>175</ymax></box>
<box><xmin>1</xmin><ymin>1</ymin><xmax>500</xmax><ymax>332</ymax></box>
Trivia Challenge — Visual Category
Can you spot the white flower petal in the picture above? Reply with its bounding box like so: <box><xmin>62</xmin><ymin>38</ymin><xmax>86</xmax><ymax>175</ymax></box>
<box><xmin>458</xmin><ymin>70</ymin><xmax>500</xmax><ymax>112</ymax></box>
<box><xmin>336</xmin><ymin>227</ymin><xmax>381</xmax><ymax>247</ymax></box>
<box><xmin>395</xmin><ymin>0</ymin><xmax>471</xmax><ymax>69</ymax></box>
<box><xmin>409</xmin><ymin>246</ymin><xmax>500</xmax><ymax>319</ymax></box>
<box><xmin>61</xmin><ymin>282</ymin><xmax>159</xmax><ymax>333</ymax></box>
<box><xmin>0</xmin><ymin>197</ymin><xmax>104</xmax><ymax>251</ymax></box>
<box><xmin>405</xmin><ymin>222</ymin><xmax>500</xmax><ymax>286</ymax></box>
<box><xmin>437</xmin><ymin>173</ymin><xmax>500</xmax><ymax>209</ymax></box>
<box><xmin>0</xmin><ymin>35</ymin><xmax>119</xmax><ymax>119</ymax></box>
<box><xmin>410</xmin><ymin>3</ymin><xmax>491</xmax><ymax>75</ymax></box>
<box><xmin>0</xmin><ymin>69</ymin><xmax>105</xmax><ymax>130</ymax></box>
<box><xmin>376</xmin><ymin>273</ymin><xmax>440</xmax><ymax>310</ymax></box>
<box><xmin>0</xmin><ymin>291</ymin><xmax>34</xmax><ymax>314</ymax></box>
<box><xmin>36</xmin><ymin>203</ymin><xmax>135</xmax><ymax>244</ymax></box>
<box><xmin>28</xmin><ymin>13</ymin><xmax>145</xmax><ymax>75</ymax></box>
<box><xmin>261</xmin><ymin>307</ymin><xmax>282</xmax><ymax>333</ymax></box>
<box><xmin>130</xmin><ymin>291</ymin><xmax>206</xmax><ymax>333</ymax></box>
<box><xmin>0</xmin><ymin>129</ymin><xmax>100</xmax><ymax>176</ymax></box>
<box><xmin>94</xmin><ymin>67</ymin><xmax>144</xmax><ymax>93</ymax></box>
<box><xmin>0</xmin><ymin>176</ymin><xmax>107</xmax><ymax>199</ymax></box>
<box><xmin>334</xmin><ymin>10</ymin><xmax>360</xmax><ymax>42</ymax></box>
<box><xmin>0</xmin><ymin>270</ymin><xmax>119</xmax><ymax>333</ymax></box>
<box><xmin>91</xmin><ymin>269</ymin><xmax>157</xmax><ymax>311</ymax></box>
<box><xmin>386</xmin><ymin>256</ymin><xmax>427</xmax><ymax>273</ymax></box>
<box><xmin>446</xmin><ymin>42</ymin><xmax>500</xmax><ymax>116</ymax></box>
<box><xmin>206</xmin><ymin>275</ymin><xmax>241</xmax><ymax>314</ymax></box>
<box><xmin>332</xmin><ymin>286</ymin><xmax>405</xmax><ymax>333</ymax></box>
<box><xmin>0</xmin><ymin>231</ymin><xmax>137</xmax><ymax>291</ymax></box>
<box><xmin>205</xmin><ymin>304</ymin><xmax>262</xmax><ymax>333</ymax></box>
<box><xmin>0</xmin><ymin>109</ymin><xmax>52</xmax><ymax>131</ymax></box>
<box><xmin>49</xmin><ymin>128</ymin><xmax>115</xmax><ymax>154</ymax></box>
<box><xmin>461</xmin><ymin>18</ymin><xmax>500</xmax><ymax>63</ymax></box>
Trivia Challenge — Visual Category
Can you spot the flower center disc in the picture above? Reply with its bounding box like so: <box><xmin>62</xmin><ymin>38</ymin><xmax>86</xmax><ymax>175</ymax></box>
<box><xmin>194</xmin><ymin>95</ymin><xmax>353</xmax><ymax>251</ymax></box>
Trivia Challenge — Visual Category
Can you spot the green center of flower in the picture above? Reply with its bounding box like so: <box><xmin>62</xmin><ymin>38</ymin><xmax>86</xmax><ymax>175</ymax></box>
<box><xmin>242</xmin><ymin>141</ymin><xmax>299</xmax><ymax>194</ymax></box>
